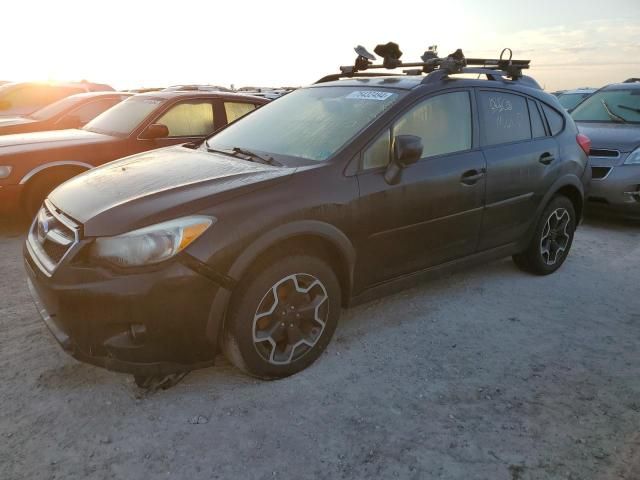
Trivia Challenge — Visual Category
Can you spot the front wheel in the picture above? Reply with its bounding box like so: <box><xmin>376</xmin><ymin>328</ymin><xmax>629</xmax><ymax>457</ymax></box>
<box><xmin>513</xmin><ymin>195</ymin><xmax>576</xmax><ymax>275</ymax></box>
<box><xmin>223</xmin><ymin>254</ymin><xmax>341</xmax><ymax>379</ymax></box>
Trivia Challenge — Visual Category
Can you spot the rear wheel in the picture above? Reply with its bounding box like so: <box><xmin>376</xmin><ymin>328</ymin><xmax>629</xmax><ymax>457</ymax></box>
<box><xmin>223</xmin><ymin>254</ymin><xmax>341</xmax><ymax>379</ymax></box>
<box><xmin>513</xmin><ymin>195</ymin><xmax>576</xmax><ymax>275</ymax></box>
<box><xmin>23</xmin><ymin>169</ymin><xmax>84</xmax><ymax>219</ymax></box>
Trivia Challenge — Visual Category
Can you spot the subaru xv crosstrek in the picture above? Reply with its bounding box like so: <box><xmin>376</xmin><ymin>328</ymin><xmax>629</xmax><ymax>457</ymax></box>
<box><xmin>24</xmin><ymin>47</ymin><xmax>591</xmax><ymax>386</ymax></box>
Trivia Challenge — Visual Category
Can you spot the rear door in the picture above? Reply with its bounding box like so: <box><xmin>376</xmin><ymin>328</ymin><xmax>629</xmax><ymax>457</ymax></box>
<box><xmin>476</xmin><ymin>90</ymin><xmax>559</xmax><ymax>251</ymax></box>
<box><xmin>354</xmin><ymin>89</ymin><xmax>486</xmax><ymax>287</ymax></box>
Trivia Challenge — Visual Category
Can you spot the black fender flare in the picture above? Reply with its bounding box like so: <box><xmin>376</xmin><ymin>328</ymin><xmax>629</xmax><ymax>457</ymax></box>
<box><xmin>205</xmin><ymin>220</ymin><xmax>356</xmax><ymax>345</ymax></box>
<box><xmin>522</xmin><ymin>174</ymin><xmax>585</xmax><ymax>248</ymax></box>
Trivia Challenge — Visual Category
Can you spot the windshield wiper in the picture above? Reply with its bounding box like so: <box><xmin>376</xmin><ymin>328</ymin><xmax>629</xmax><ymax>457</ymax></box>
<box><xmin>231</xmin><ymin>147</ymin><xmax>281</xmax><ymax>166</ymax></box>
<box><xmin>205</xmin><ymin>144</ymin><xmax>281</xmax><ymax>166</ymax></box>
<box><xmin>618</xmin><ymin>104</ymin><xmax>640</xmax><ymax>114</ymax></box>
<box><xmin>601</xmin><ymin>100</ymin><xmax>627</xmax><ymax>123</ymax></box>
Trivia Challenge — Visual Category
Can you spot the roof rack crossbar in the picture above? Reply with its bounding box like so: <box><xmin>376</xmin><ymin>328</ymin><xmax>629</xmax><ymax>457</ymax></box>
<box><xmin>316</xmin><ymin>44</ymin><xmax>531</xmax><ymax>85</ymax></box>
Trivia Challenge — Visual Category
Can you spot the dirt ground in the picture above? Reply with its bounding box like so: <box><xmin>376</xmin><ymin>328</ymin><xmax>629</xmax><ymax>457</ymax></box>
<box><xmin>0</xmin><ymin>215</ymin><xmax>639</xmax><ymax>480</ymax></box>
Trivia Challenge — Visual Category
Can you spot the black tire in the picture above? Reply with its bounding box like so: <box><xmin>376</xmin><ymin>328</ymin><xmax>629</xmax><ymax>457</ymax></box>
<box><xmin>223</xmin><ymin>254</ymin><xmax>341</xmax><ymax>379</ymax></box>
<box><xmin>23</xmin><ymin>169</ymin><xmax>82</xmax><ymax>219</ymax></box>
<box><xmin>513</xmin><ymin>195</ymin><xmax>576</xmax><ymax>275</ymax></box>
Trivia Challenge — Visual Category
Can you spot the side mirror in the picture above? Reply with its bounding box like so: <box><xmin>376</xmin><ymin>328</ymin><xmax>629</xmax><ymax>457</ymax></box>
<box><xmin>384</xmin><ymin>135</ymin><xmax>423</xmax><ymax>185</ymax></box>
<box><xmin>0</xmin><ymin>100</ymin><xmax>11</xmax><ymax>111</ymax></box>
<box><xmin>141</xmin><ymin>123</ymin><xmax>169</xmax><ymax>140</ymax></box>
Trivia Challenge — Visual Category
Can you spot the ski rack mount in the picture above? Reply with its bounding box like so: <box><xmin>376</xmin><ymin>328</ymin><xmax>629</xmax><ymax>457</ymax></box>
<box><xmin>316</xmin><ymin>43</ymin><xmax>532</xmax><ymax>85</ymax></box>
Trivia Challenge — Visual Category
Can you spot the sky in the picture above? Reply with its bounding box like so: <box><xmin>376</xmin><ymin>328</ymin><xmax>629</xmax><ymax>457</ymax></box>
<box><xmin>2</xmin><ymin>0</ymin><xmax>639</xmax><ymax>92</ymax></box>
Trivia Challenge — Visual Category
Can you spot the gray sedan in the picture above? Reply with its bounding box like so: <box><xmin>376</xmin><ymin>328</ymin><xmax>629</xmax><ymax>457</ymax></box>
<box><xmin>572</xmin><ymin>80</ymin><xmax>640</xmax><ymax>219</ymax></box>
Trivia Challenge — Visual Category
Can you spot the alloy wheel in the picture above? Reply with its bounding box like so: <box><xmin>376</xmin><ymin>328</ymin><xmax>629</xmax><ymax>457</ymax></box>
<box><xmin>539</xmin><ymin>208</ymin><xmax>571</xmax><ymax>266</ymax></box>
<box><xmin>252</xmin><ymin>273</ymin><xmax>329</xmax><ymax>365</ymax></box>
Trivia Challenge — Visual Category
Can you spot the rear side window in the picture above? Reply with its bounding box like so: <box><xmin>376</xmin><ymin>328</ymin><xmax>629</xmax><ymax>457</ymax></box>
<box><xmin>224</xmin><ymin>102</ymin><xmax>256</xmax><ymax>123</ymax></box>
<box><xmin>528</xmin><ymin>100</ymin><xmax>547</xmax><ymax>138</ymax></box>
<box><xmin>541</xmin><ymin>104</ymin><xmax>564</xmax><ymax>135</ymax></box>
<box><xmin>479</xmin><ymin>91</ymin><xmax>531</xmax><ymax>146</ymax></box>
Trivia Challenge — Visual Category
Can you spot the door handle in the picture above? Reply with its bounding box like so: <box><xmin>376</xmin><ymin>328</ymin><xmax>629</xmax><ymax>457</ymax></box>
<box><xmin>460</xmin><ymin>168</ymin><xmax>486</xmax><ymax>185</ymax></box>
<box><xmin>539</xmin><ymin>152</ymin><xmax>555</xmax><ymax>165</ymax></box>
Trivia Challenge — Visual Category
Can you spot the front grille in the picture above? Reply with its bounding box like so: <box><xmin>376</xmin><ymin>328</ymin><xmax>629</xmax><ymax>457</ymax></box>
<box><xmin>590</xmin><ymin>149</ymin><xmax>620</xmax><ymax>158</ymax></box>
<box><xmin>591</xmin><ymin>166</ymin><xmax>612</xmax><ymax>180</ymax></box>
<box><xmin>42</xmin><ymin>240</ymin><xmax>69</xmax><ymax>263</ymax></box>
<box><xmin>27</xmin><ymin>201</ymin><xmax>79</xmax><ymax>274</ymax></box>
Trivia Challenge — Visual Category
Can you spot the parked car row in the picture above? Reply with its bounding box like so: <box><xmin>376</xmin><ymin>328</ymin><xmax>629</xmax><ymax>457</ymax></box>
<box><xmin>0</xmin><ymin>90</ymin><xmax>268</xmax><ymax>216</ymax></box>
<box><xmin>20</xmin><ymin>45</ymin><xmax>597</xmax><ymax>388</ymax></box>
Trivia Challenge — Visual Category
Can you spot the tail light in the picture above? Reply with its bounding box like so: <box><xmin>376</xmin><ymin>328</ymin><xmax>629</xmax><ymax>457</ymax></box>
<box><xmin>577</xmin><ymin>134</ymin><xmax>591</xmax><ymax>155</ymax></box>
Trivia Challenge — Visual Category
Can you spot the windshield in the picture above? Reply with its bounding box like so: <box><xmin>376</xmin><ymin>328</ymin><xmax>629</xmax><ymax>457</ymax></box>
<box><xmin>84</xmin><ymin>96</ymin><xmax>164</xmax><ymax>136</ymax></box>
<box><xmin>557</xmin><ymin>92</ymin><xmax>591</xmax><ymax>111</ymax></box>
<box><xmin>571</xmin><ymin>89</ymin><xmax>640</xmax><ymax>124</ymax></box>
<box><xmin>206</xmin><ymin>86</ymin><xmax>405</xmax><ymax>162</ymax></box>
<box><xmin>29</xmin><ymin>95</ymin><xmax>83</xmax><ymax>120</ymax></box>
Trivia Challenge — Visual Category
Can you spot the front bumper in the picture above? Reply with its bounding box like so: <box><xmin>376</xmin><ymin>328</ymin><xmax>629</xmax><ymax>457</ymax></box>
<box><xmin>24</xmin><ymin>244</ymin><xmax>224</xmax><ymax>376</ymax></box>
<box><xmin>587</xmin><ymin>164</ymin><xmax>640</xmax><ymax>219</ymax></box>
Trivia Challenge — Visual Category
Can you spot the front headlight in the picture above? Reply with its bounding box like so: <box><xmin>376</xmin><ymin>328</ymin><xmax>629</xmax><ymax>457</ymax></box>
<box><xmin>0</xmin><ymin>166</ymin><xmax>13</xmax><ymax>179</ymax></box>
<box><xmin>90</xmin><ymin>215</ymin><xmax>214</xmax><ymax>267</ymax></box>
<box><xmin>624</xmin><ymin>147</ymin><xmax>640</xmax><ymax>165</ymax></box>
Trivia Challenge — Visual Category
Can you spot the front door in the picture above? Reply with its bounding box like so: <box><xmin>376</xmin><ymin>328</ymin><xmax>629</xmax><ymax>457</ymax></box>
<box><xmin>354</xmin><ymin>90</ymin><xmax>486</xmax><ymax>288</ymax></box>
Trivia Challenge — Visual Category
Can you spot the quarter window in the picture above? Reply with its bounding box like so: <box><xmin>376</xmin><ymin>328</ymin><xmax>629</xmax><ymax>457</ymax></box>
<box><xmin>393</xmin><ymin>91</ymin><xmax>472</xmax><ymax>159</ymax></box>
<box><xmin>479</xmin><ymin>91</ymin><xmax>531</xmax><ymax>146</ymax></box>
<box><xmin>541</xmin><ymin>104</ymin><xmax>564</xmax><ymax>135</ymax></box>
<box><xmin>224</xmin><ymin>102</ymin><xmax>256</xmax><ymax>123</ymax></box>
<box><xmin>362</xmin><ymin>129</ymin><xmax>391</xmax><ymax>169</ymax></box>
<box><xmin>156</xmin><ymin>101</ymin><xmax>214</xmax><ymax>137</ymax></box>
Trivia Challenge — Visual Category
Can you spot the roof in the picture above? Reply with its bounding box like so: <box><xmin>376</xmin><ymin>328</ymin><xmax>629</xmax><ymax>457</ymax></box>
<box><xmin>603</xmin><ymin>81</ymin><xmax>640</xmax><ymax>91</ymax></box>
<box><xmin>62</xmin><ymin>91</ymin><xmax>133</xmax><ymax>100</ymax></box>
<box><xmin>558</xmin><ymin>88</ymin><xmax>596</xmax><ymax>95</ymax></box>
<box><xmin>133</xmin><ymin>90</ymin><xmax>269</xmax><ymax>103</ymax></box>
<box><xmin>310</xmin><ymin>75</ymin><xmax>426</xmax><ymax>90</ymax></box>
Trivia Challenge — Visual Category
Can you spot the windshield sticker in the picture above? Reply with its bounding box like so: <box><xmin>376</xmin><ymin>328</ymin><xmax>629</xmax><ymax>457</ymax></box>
<box><xmin>346</xmin><ymin>91</ymin><xmax>395</xmax><ymax>101</ymax></box>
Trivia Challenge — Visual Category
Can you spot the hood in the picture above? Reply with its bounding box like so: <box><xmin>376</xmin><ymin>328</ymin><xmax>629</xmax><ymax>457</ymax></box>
<box><xmin>0</xmin><ymin>128</ymin><xmax>112</xmax><ymax>156</ymax></box>
<box><xmin>0</xmin><ymin>116</ymin><xmax>35</xmax><ymax>127</ymax></box>
<box><xmin>49</xmin><ymin>145</ymin><xmax>295</xmax><ymax>236</ymax></box>
<box><xmin>576</xmin><ymin>122</ymin><xmax>640</xmax><ymax>153</ymax></box>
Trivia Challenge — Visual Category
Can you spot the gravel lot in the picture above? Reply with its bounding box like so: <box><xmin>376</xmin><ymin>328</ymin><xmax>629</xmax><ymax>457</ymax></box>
<box><xmin>1</xmin><ymin>215</ymin><xmax>639</xmax><ymax>480</ymax></box>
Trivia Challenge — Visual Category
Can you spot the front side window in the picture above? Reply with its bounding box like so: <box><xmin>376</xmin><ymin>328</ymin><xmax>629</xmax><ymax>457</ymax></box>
<box><xmin>571</xmin><ymin>88</ymin><xmax>640</xmax><ymax>124</ymax></box>
<box><xmin>479</xmin><ymin>91</ymin><xmax>531</xmax><ymax>146</ymax></box>
<box><xmin>393</xmin><ymin>91</ymin><xmax>472</xmax><ymax>158</ymax></box>
<box><xmin>225</xmin><ymin>102</ymin><xmax>256</xmax><ymax>123</ymax></box>
<box><xmin>155</xmin><ymin>101</ymin><xmax>214</xmax><ymax>137</ymax></box>
<box><xmin>206</xmin><ymin>86</ymin><xmax>405</xmax><ymax>162</ymax></box>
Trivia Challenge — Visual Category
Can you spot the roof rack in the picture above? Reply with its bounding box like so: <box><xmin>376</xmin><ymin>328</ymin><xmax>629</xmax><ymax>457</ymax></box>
<box><xmin>623</xmin><ymin>78</ymin><xmax>640</xmax><ymax>83</ymax></box>
<box><xmin>315</xmin><ymin>43</ymin><xmax>532</xmax><ymax>85</ymax></box>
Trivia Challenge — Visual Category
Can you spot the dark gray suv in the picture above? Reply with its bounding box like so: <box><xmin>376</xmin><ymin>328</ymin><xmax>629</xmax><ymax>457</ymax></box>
<box><xmin>24</xmin><ymin>46</ymin><xmax>592</xmax><ymax>386</ymax></box>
